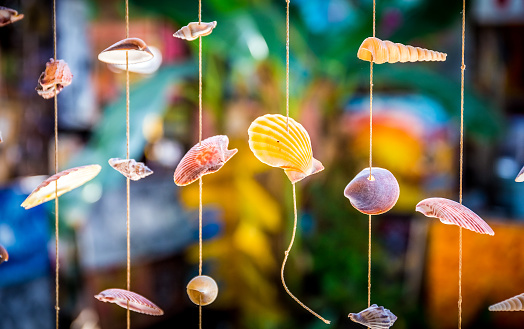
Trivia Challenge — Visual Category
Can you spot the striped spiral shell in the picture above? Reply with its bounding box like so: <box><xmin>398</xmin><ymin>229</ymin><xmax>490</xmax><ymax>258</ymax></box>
<box><xmin>489</xmin><ymin>293</ymin><xmax>524</xmax><ymax>312</ymax></box>
<box><xmin>0</xmin><ymin>6</ymin><xmax>24</xmax><ymax>27</ymax></box>
<box><xmin>348</xmin><ymin>304</ymin><xmax>397</xmax><ymax>329</ymax></box>
<box><xmin>108</xmin><ymin>158</ymin><xmax>153</xmax><ymax>181</ymax></box>
<box><xmin>95</xmin><ymin>288</ymin><xmax>163</xmax><ymax>316</ymax></box>
<box><xmin>36</xmin><ymin>59</ymin><xmax>73</xmax><ymax>99</ymax></box>
<box><xmin>358</xmin><ymin>37</ymin><xmax>447</xmax><ymax>64</ymax></box>
<box><xmin>173</xmin><ymin>21</ymin><xmax>217</xmax><ymax>41</ymax></box>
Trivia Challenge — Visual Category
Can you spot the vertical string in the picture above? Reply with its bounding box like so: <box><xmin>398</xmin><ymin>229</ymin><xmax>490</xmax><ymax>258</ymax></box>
<box><xmin>125</xmin><ymin>1</ymin><xmax>131</xmax><ymax>329</ymax></box>
<box><xmin>198</xmin><ymin>1</ymin><xmax>203</xmax><ymax>328</ymax></box>
<box><xmin>285</xmin><ymin>0</ymin><xmax>290</xmax><ymax>131</ymax></box>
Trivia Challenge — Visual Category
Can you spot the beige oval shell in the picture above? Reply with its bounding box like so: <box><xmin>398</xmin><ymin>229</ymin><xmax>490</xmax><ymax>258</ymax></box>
<box><xmin>489</xmin><ymin>293</ymin><xmax>524</xmax><ymax>311</ymax></box>
<box><xmin>173</xmin><ymin>21</ymin><xmax>217</xmax><ymax>41</ymax></box>
<box><xmin>98</xmin><ymin>38</ymin><xmax>154</xmax><ymax>65</ymax></box>
<box><xmin>95</xmin><ymin>288</ymin><xmax>163</xmax><ymax>316</ymax></box>
<box><xmin>186</xmin><ymin>275</ymin><xmax>218</xmax><ymax>306</ymax></box>
<box><xmin>358</xmin><ymin>37</ymin><xmax>447</xmax><ymax>64</ymax></box>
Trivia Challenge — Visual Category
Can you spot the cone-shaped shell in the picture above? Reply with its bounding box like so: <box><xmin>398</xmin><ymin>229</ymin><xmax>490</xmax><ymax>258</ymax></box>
<box><xmin>489</xmin><ymin>293</ymin><xmax>524</xmax><ymax>311</ymax></box>
<box><xmin>516</xmin><ymin>166</ymin><xmax>524</xmax><ymax>182</ymax></box>
<box><xmin>95</xmin><ymin>288</ymin><xmax>163</xmax><ymax>316</ymax></box>
<box><xmin>174</xmin><ymin>135</ymin><xmax>237</xmax><ymax>186</ymax></box>
<box><xmin>344</xmin><ymin>167</ymin><xmax>400</xmax><ymax>215</ymax></box>
<box><xmin>173</xmin><ymin>21</ymin><xmax>217</xmax><ymax>41</ymax></box>
<box><xmin>358</xmin><ymin>37</ymin><xmax>447</xmax><ymax>64</ymax></box>
<box><xmin>21</xmin><ymin>165</ymin><xmax>102</xmax><ymax>209</ymax></box>
<box><xmin>186</xmin><ymin>275</ymin><xmax>218</xmax><ymax>306</ymax></box>
<box><xmin>348</xmin><ymin>304</ymin><xmax>397</xmax><ymax>329</ymax></box>
<box><xmin>248</xmin><ymin>114</ymin><xmax>324</xmax><ymax>183</ymax></box>
<box><xmin>416</xmin><ymin>197</ymin><xmax>494</xmax><ymax>235</ymax></box>
<box><xmin>108</xmin><ymin>158</ymin><xmax>153</xmax><ymax>181</ymax></box>
<box><xmin>98</xmin><ymin>38</ymin><xmax>154</xmax><ymax>65</ymax></box>
<box><xmin>0</xmin><ymin>6</ymin><xmax>24</xmax><ymax>27</ymax></box>
<box><xmin>36</xmin><ymin>59</ymin><xmax>73</xmax><ymax>99</ymax></box>
<box><xmin>0</xmin><ymin>244</ymin><xmax>8</xmax><ymax>264</ymax></box>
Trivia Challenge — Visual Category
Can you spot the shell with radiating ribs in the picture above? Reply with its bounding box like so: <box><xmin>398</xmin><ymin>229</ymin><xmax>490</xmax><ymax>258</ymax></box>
<box><xmin>94</xmin><ymin>288</ymin><xmax>163</xmax><ymax>316</ymax></box>
<box><xmin>248</xmin><ymin>114</ymin><xmax>324</xmax><ymax>184</ymax></box>
<box><xmin>186</xmin><ymin>275</ymin><xmax>219</xmax><ymax>306</ymax></box>
<box><xmin>0</xmin><ymin>244</ymin><xmax>8</xmax><ymax>265</ymax></box>
<box><xmin>108</xmin><ymin>158</ymin><xmax>153</xmax><ymax>181</ymax></box>
<box><xmin>174</xmin><ymin>135</ymin><xmax>237</xmax><ymax>186</ymax></box>
<box><xmin>173</xmin><ymin>21</ymin><xmax>217</xmax><ymax>41</ymax></box>
<box><xmin>357</xmin><ymin>37</ymin><xmax>447</xmax><ymax>64</ymax></box>
<box><xmin>0</xmin><ymin>6</ymin><xmax>24</xmax><ymax>27</ymax></box>
<box><xmin>98</xmin><ymin>38</ymin><xmax>154</xmax><ymax>65</ymax></box>
<box><xmin>348</xmin><ymin>304</ymin><xmax>397</xmax><ymax>329</ymax></box>
<box><xmin>415</xmin><ymin>197</ymin><xmax>494</xmax><ymax>235</ymax></box>
<box><xmin>36</xmin><ymin>59</ymin><xmax>73</xmax><ymax>99</ymax></box>
<box><xmin>489</xmin><ymin>293</ymin><xmax>524</xmax><ymax>311</ymax></box>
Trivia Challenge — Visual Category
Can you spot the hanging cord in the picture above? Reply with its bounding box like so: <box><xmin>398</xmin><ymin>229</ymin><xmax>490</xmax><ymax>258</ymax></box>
<box><xmin>124</xmin><ymin>1</ymin><xmax>131</xmax><ymax>329</ymax></box>
<box><xmin>285</xmin><ymin>0</ymin><xmax>290</xmax><ymax>131</ymax></box>
<box><xmin>198</xmin><ymin>1</ymin><xmax>203</xmax><ymax>328</ymax></box>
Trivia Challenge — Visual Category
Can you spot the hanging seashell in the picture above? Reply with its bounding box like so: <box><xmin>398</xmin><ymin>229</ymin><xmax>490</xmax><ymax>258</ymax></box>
<box><xmin>36</xmin><ymin>59</ymin><xmax>73</xmax><ymax>99</ymax></box>
<box><xmin>108</xmin><ymin>158</ymin><xmax>153</xmax><ymax>181</ymax></box>
<box><xmin>415</xmin><ymin>197</ymin><xmax>494</xmax><ymax>235</ymax></box>
<box><xmin>107</xmin><ymin>46</ymin><xmax>163</xmax><ymax>75</ymax></box>
<box><xmin>94</xmin><ymin>288</ymin><xmax>163</xmax><ymax>316</ymax></box>
<box><xmin>248</xmin><ymin>114</ymin><xmax>324</xmax><ymax>184</ymax></box>
<box><xmin>348</xmin><ymin>304</ymin><xmax>397</xmax><ymax>329</ymax></box>
<box><xmin>174</xmin><ymin>135</ymin><xmax>237</xmax><ymax>186</ymax></box>
<box><xmin>357</xmin><ymin>37</ymin><xmax>447</xmax><ymax>64</ymax></box>
<box><xmin>98</xmin><ymin>38</ymin><xmax>154</xmax><ymax>65</ymax></box>
<box><xmin>0</xmin><ymin>130</ymin><xmax>3</xmax><ymax>143</ymax></box>
<box><xmin>173</xmin><ymin>21</ymin><xmax>217</xmax><ymax>41</ymax></box>
<box><xmin>515</xmin><ymin>166</ymin><xmax>524</xmax><ymax>182</ymax></box>
<box><xmin>344</xmin><ymin>167</ymin><xmax>400</xmax><ymax>215</ymax></box>
<box><xmin>186</xmin><ymin>275</ymin><xmax>218</xmax><ymax>306</ymax></box>
<box><xmin>489</xmin><ymin>293</ymin><xmax>524</xmax><ymax>311</ymax></box>
<box><xmin>0</xmin><ymin>244</ymin><xmax>8</xmax><ymax>265</ymax></box>
<box><xmin>21</xmin><ymin>165</ymin><xmax>102</xmax><ymax>210</ymax></box>
<box><xmin>0</xmin><ymin>6</ymin><xmax>24</xmax><ymax>27</ymax></box>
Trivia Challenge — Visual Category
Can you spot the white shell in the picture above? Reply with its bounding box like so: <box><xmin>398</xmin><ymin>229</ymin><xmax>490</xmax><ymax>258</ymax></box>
<box><xmin>108</xmin><ymin>158</ymin><xmax>153</xmax><ymax>181</ymax></box>
<box><xmin>489</xmin><ymin>293</ymin><xmax>524</xmax><ymax>311</ymax></box>
<box><xmin>173</xmin><ymin>21</ymin><xmax>217</xmax><ymax>41</ymax></box>
<box><xmin>348</xmin><ymin>304</ymin><xmax>397</xmax><ymax>329</ymax></box>
<box><xmin>98</xmin><ymin>38</ymin><xmax>154</xmax><ymax>65</ymax></box>
<box><xmin>186</xmin><ymin>275</ymin><xmax>218</xmax><ymax>306</ymax></box>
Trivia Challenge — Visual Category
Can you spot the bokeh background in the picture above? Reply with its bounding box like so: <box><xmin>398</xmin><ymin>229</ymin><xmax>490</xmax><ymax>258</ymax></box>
<box><xmin>1</xmin><ymin>0</ymin><xmax>524</xmax><ymax>328</ymax></box>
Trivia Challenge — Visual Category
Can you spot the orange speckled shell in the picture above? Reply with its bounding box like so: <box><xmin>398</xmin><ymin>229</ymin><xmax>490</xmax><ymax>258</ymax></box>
<box><xmin>173</xmin><ymin>21</ymin><xmax>217</xmax><ymax>41</ymax></box>
<box><xmin>95</xmin><ymin>289</ymin><xmax>163</xmax><ymax>316</ymax></box>
<box><xmin>36</xmin><ymin>59</ymin><xmax>73</xmax><ymax>99</ymax></box>
<box><xmin>357</xmin><ymin>37</ymin><xmax>447</xmax><ymax>64</ymax></box>
<box><xmin>489</xmin><ymin>293</ymin><xmax>524</xmax><ymax>311</ymax></box>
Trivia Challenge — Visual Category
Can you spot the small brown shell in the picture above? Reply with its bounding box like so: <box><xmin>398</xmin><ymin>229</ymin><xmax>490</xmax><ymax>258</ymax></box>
<box><xmin>489</xmin><ymin>293</ymin><xmax>524</xmax><ymax>311</ymax></box>
<box><xmin>186</xmin><ymin>275</ymin><xmax>218</xmax><ymax>306</ymax></box>
<box><xmin>358</xmin><ymin>37</ymin><xmax>447</xmax><ymax>64</ymax></box>
<box><xmin>173</xmin><ymin>21</ymin><xmax>217</xmax><ymax>41</ymax></box>
<box><xmin>0</xmin><ymin>6</ymin><xmax>24</xmax><ymax>27</ymax></box>
<box><xmin>0</xmin><ymin>244</ymin><xmax>8</xmax><ymax>265</ymax></box>
<box><xmin>344</xmin><ymin>167</ymin><xmax>400</xmax><ymax>215</ymax></box>
<box><xmin>515</xmin><ymin>166</ymin><xmax>524</xmax><ymax>182</ymax></box>
<box><xmin>108</xmin><ymin>158</ymin><xmax>153</xmax><ymax>181</ymax></box>
<box><xmin>95</xmin><ymin>288</ymin><xmax>163</xmax><ymax>316</ymax></box>
<box><xmin>98</xmin><ymin>38</ymin><xmax>154</xmax><ymax>65</ymax></box>
<box><xmin>36</xmin><ymin>59</ymin><xmax>73</xmax><ymax>99</ymax></box>
<box><xmin>348</xmin><ymin>304</ymin><xmax>397</xmax><ymax>329</ymax></box>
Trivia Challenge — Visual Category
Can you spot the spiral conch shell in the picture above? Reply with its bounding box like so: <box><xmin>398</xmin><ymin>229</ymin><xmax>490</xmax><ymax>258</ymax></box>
<box><xmin>344</xmin><ymin>167</ymin><xmax>400</xmax><ymax>215</ymax></box>
<box><xmin>36</xmin><ymin>59</ymin><xmax>73</xmax><ymax>99</ymax></box>
<box><xmin>248</xmin><ymin>114</ymin><xmax>324</xmax><ymax>184</ymax></box>
<box><xmin>515</xmin><ymin>166</ymin><xmax>524</xmax><ymax>182</ymax></box>
<box><xmin>416</xmin><ymin>197</ymin><xmax>494</xmax><ymax>235</ymax></box>
<box><xmin>98</xmin><ymin>38</ymin><xmax>154</xmax><ymax>65</ymax></box>
<box><xmin>358</xmin><ymin>37</ymin><xmax>447</xmax><ymax>64</ymax></box>
<box><xmin>173</xmin><ymin>21</ymin><xmax>217</xmax><ymax>41</ymax></box>
<box><xmin>186</xmin><ymin>275</ymin><xmax>218</xmax><ymax>306</ymax></box>
<box><xmin>108</xmin><ymin>158</ymin><xmax>153</xmax><ymax>181</ymax></box>
<box><xmin>0</xmin><ymin>6</ymin><xmax>24</xmax><ymax>27</ymax></box>
<box><xmin>95</xmin><ymin>288</ymin><xmax>163</xmax><ymax>316</ymax></box>
<box><xmin>489</xmin><ymin>293</ymin><xmax>524</xmax><ymax>311</ymax></box>
<box><xmin>0</xmin><ymin>244</ymin><xmax>8</xmax><ymax>265</ymax></box>
<box><xmin>348</xmin><ymin>304</ymin><xmax>397</xmax><ymax>329</ymax></box>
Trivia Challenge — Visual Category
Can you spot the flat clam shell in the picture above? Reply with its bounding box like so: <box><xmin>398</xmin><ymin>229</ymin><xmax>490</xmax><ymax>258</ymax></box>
<box><xmin>0</xmin><ymin>6</ymin><xmax>24</xmax><ymax>27</ymax></box>
<box><xmin>515</xmin><ymin>165</ymin><xmax>524</xmax><ymax>182</ymax></box>
<box><xmin>415</xmin><ymin>197</ymin><xmax>494</xmax><ymax>235</ymax></box>
<box><xmin>186</xmin><ymin>275</ymin><xmax>219</xmax><ymax>306</ymax></box>
<box><xmin>489</xmin><ymin>293</ymin><xmax>524</xmax><ymax>311</ymax></box>
<box><xmin>95</xmin><ymin>288</ymin><xmax>163</xmax><ymax>316</ymax></box>
<box><xmin>98</xmin><ymin>38</ymin><xmax>154</xmax><ymax>65</ymax></box>
<box><xmin>21</xmin><ymin>165</ymin><xmax>102</xmax><ymax>209</ymax></box>
<box><xmin>173</xmin><ymin>21</ymin><xmax>217</xmax><ymax>41</ymax></box>
<box><xmin>248</xmin><ymin>114</ymin><xmax>324</xmax><ymax>183</ymax></box>
<box><xmin>0</xmin><ymin>244</ymin><xmax>8</xmax><ymax>264</ymax></box>
<box><xmin>344</xmin><ymin>167</ymin><xmax>400</xmax><ymax>215</ymax></box>
<box><xmin>108</xmin><ymin>158</ymin><xmax>153</xmax><ymax>181</ymax></box>
<box><xmin>348</xmin><ymin>304</ymin><xmax>397</xmax><ymax>329</ymax></box>
<box><xmin>357</xmin><ymin>36</ymin><xmax>446</xmax><ymax>64</ymax></box>
<box><xmin>174</xmin><ymin>135</ymin><xmax>237</xmax><ymax>186</ymax></box>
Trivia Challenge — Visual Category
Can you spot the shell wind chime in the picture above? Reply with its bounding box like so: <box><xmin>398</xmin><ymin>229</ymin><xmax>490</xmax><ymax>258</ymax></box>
<box><xmin>36</xmin><ymin>59</ymin><xmax>73</xmax><ymax>99</ymax></box>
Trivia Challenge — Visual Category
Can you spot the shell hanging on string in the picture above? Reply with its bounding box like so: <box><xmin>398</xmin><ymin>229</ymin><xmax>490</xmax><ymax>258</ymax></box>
<box><xmin>174</xmin><ymin>135</ymin><xmax>237</xmax><ymax>186</ymax></box>
<box><xmin>0</xmin><ymin>244</ymin><xmax>8</xmax><ymax>265</ymax></box>
<box><xmin>108</xmin><ymin>158</ymin><xmax>153</xmax><ymax>181</ymax></box>
<box><xmin>21</xmin><ymin>165</ymin><xmax>102</xmax><ymax>210</ymax></box>
<box><xmin>415</xmin><ymin>197</ymin><xmax>494</xmax><ymax>235</ymax></box>
<box><xmin>94</xmin><ymin>288</ymin><xmax>164</xmax><ymax>316</ymax></box>
<box><xmin>107</xmin><ymin>46</ymin><xmax>163</xmax><ymax>75</ymax></box>
<box><xmin>357</xmin><ymin>37</ymin><xmax>447</xmax><ymax>64</ymax></box>
<box><xmin>348</xmin><ymin>304</ymin><xmax>397</xmax><ymax>329</ymax></box>
<box><xmin>98</xmin><ymin>38</ymin><xmax>154</xmax><ymax>65</ymax></box>
<box><xmin>489</xmin><ymin>293</ymin><xmax>524</xmax><ymax>311</ymax></box>
<box><xmin>344</xmin><ymin>167</ymin><xmax>400</xmax><ymax>215</ymax></box>
<box><xmin>0</xmin><ymin>6</ymin><xmax>24</xmax><ymax>27</ymax></box>
<box><xmin>173</xmin><ymin>21</ymin><xmax>217</xmax><ymax>41</ymax></box>
<box><xmin>186</xmin><ymin>275</ymin><xmax>218</xmax><ymax>306</ymax></box>
<box><xmin>36</xmin><ymin>59</ymin><xmax>73</xmax><ymax>99</ymax></box>
<box><xmin>248</xmin><ymin>114</ymin><xmax>324</xmax><ymax>184</ymax></box>
<box><xmin>515</xmin><ymin>166</ymin><xmax>524</xmax><ymax>182</ymax></box>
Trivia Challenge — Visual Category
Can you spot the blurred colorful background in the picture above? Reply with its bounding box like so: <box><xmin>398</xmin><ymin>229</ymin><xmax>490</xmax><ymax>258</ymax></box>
<box><xmin>1</xmin><ymin>0</ymin><xmax>524</xmax><ymax>328</ymax></box>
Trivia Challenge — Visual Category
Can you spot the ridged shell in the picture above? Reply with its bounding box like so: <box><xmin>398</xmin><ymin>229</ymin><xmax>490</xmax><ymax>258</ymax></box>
<box><xmin>186</xmin><ymin>275</ymin><xmax>218</xmax><ymax>306</ymax></box>
<box><xmin>344</xmin><ymin>167</ymin><xmax>400</xmax><ymax>215</ymax></box>
<box><xmin>94</xmin><ymin>288</ymin><xmax>163</xmax><ymax>316</ymax></box>
<box><xmin>0</xmin><ymin>6</ymin><xmax>24</xmax><ymax>27</ymax></box>
<box><xmin>174</xmin><ymin>135</ymin><xmax>237</xmax><ymax>186</ymax></box>
<box><xmin>248</xmin><ymin>114</ymin><xmax>324</xmax><ymax>183</ymax></box>
<box><xmin>416</xmin><ymin>197</ymin><xmax>494</xmax><ymax>235</ymax></box>
<box><xmin>36</xmin><ymin>59</ymin><xmax>73</xmax><ymax>99</ymax></box>
<box><xmin>515</xmin><ymin>166</ymin><xmax>524</xmax><ymax>182</ymax></box>
<box><xmin>173</xmin><ymin>21</ymin><xmax>217</xmax><ymax>41</ymax></box>
<box><xmin>348</xmin><ymin>304</ymin><xmax>397</xmax><ymax>329</ymax></box>
<box><xmin>21</xmin><ymin>165</ymin><xmax>102</xmax><ymax>210</ymax></box>
<box><xmin>108</xmin><ymin>158</ymin><xmax>153</xmax><ymax>181</ymax></box>
<box><xmin>98</xmin><ymin>38</ymin><xmax>154</xmax><ymax>65</ymax></box>
<box><xmin>489</xmin><ymin>293</ymin><xmax>524</xmax><ymax>311</ymax></box>
<box><xmin>0</xmin><ymin>244</ymin><xmax>8</xmax><ymax>265</ymax></box>
<box><xmin>358</xmin><ymin>37</ymin><xmax>447</xmax><ymax>64</ymax></box>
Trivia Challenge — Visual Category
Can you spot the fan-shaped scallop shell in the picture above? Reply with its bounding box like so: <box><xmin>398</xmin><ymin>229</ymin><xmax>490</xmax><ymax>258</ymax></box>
<box><xmin>186</xmin><ymin>275</ymin><xmax>219</xmax><ymax>306</ymax></box>
<box><xmin>358</xmin><ymin>37</ymin><xmax>447</xmax><ymax>64</ymax></box>
<box><xmin>94</xmin><ymin>288</ymin><xmax>163</xmax><ymax>316</ymax></box>
<box><xmin>108</xmin><ymin>158</ymin><xmax>153</xmax><ymax>181</ymax></box>
<box><xmin>0</xmin><ymin>6</ymin><xmax>24</xmax><ymax>27</ymax></box>
<box><xmin>416</xmin><ymin>197</ymin><xmax>494</xmax><ymax>235</ymax></box>
<box><xmin>344</xmin><ymin>167</ymin><xmax>400</xmax><ymax>215</ymax></box>
<box><xmin>489</xmin><ymin>293</ymin><xmax>524</xmax><ymax>311</ymax></box>
<box><xmin>248</xmin><ymin>114</ymin><xmax>324</xmax><ymax>183</ymax></box>
<box><xmin>173</xmin><ymin>21</ymin><xmax>217</xmax><ymax>41</ymax></box>
<box><xmin>21</xmin><ymin>165</ymin><xmax>102</xmax><ymax>210</ymax></box>
<box><xmin>348</xmin><ymin>304</ymin><xmax>397</xmax><ymax>329</ymax></box>
<box><xmin>515</xmin><ymin>166</ymin><xmax>524</xmax><ymax>182</ymax></box>
<box><xmin>174</xmin><ymin>135</ymin><xmax>237</xmax><ymax>186</ymax></box>
<box><xmin>0</xmin><ymin>244</ymin><xmax>8</xmax><ymax>265</ymax></box>
<box><xmin>98</xmin><ymin>38</ymin><xmax>154</xmax><ymax>65</ymax></box>
<box><xmin>36</xmin><ymin>59</ymin><xmax>73</xmax><ymax>99</ymax></box>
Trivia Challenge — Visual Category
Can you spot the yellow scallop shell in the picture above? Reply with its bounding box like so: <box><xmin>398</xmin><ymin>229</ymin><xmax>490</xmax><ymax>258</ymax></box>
<box><xmin>248</xmin><ymin>114</ymin><xmax>324</xmax><ymax>183</ymax></box>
